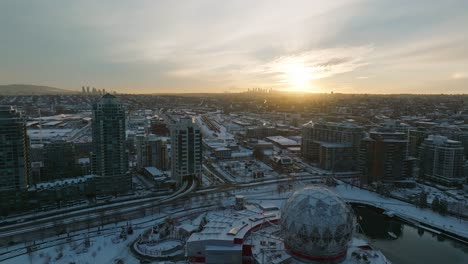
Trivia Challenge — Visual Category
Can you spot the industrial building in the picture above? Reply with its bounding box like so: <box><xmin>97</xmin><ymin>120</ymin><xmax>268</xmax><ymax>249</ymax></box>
<box><xmin>265</xmin><ymin>136</ymin><xmax>300</xmax><ymax>149</ymax></box>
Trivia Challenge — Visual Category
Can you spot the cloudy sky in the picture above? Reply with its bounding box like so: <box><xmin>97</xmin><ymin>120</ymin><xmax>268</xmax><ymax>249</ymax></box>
<box><xmin>0</xmin><ymin>0</ymin><xmax>467</xmax><ymax>94</ymax></box>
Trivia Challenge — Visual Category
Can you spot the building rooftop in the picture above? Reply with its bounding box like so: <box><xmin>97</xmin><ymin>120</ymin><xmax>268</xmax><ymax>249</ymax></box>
<box><xmin>187</xmin><ymin>208</ymin><xmax>280</xmax><ymax>243</ymax></box>
<box><xmin>31</xmin><ymin>175</ymin><xmax>96</xmax><ymax>190</ymax></box>
<box><xmin>317</xmin><ymin>142</ymin><xmax>352</xmax><ymax>148</ymax></box>
<box><xmin>27</xmin><ymin>128</ymin><xmax>74</xmax><ymax>141</ymax></box>
<box><xmin>266</xmin><ymin>136</ymin><xmax>300</xmax><ymax>147</ymax></box>
<box><xmin>144</xmin><ymin>166</ymin><xmax>164</xmax><ymax>177</ymax></box>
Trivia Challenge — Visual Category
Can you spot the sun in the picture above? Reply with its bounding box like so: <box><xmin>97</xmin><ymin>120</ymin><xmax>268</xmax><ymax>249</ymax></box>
<box><xmin>282</xmin><ymin>62</ymin><xmax>315</xmax><ymax>92</ymax></box>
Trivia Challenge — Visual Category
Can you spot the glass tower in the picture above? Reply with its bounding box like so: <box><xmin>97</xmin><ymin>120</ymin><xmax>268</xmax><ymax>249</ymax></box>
<box><xmin>91</xmin><ymin>94</ymin><xmax>130</xmax><ymax>194</ymax></box>
<box><xmin>0</xmin><ymin>106</ymin><xmax>30</xmax><ymax>214</ymax></box>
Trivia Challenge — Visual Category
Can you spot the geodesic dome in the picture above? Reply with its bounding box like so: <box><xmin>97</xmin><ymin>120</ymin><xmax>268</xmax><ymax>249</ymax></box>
<box><xmin>280</xmin><ymin>186</ymin><xmax>355</xmax><ymax>263</ymax></box>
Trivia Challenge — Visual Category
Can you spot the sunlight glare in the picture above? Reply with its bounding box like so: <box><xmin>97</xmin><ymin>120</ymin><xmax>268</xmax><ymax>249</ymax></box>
<box><xmin>279</xmin><ymin>60</ymin><xmax>316</xmax><ymax>92</ymax></box>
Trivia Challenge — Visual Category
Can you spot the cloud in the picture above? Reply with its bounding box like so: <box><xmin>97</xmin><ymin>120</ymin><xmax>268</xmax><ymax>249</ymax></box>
<box><xmin>0</xmin><ymin>0</ymin><xmax>467</xmax><ymax>93</ymax></box>
<box><xmin>255</xmin><ymin>46</ymin><xmax>373</xmax><ymax>84</ymax></box>
<box><xmin>162</xmin><ymin>45</ymin><xmax>373</xmax><ymax>92</ymax></box>
<box><xmin>452</xmin><ymin>72</ymin><xmax>467</xmax><ymax>79</ymax></box>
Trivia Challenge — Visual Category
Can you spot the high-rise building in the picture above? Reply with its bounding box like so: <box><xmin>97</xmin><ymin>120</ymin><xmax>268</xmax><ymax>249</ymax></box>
<box><xmin>301</xmin><ymin>121</ymin><xmax>364</xmax><ymax>172</ymax></box>
<box><xmin>461</xmin><ymin>134</ymin><xmax>468</xmax><ymax>159</ymax></box>
<box><xmin>170</xmin><ymin>117</ymin><xmax>202</xmax><ymax>185</ymax></box>
<box><xmin>0</xmin><ymin>106</ymin><xmax>30</xmax><ymax>213</ymax></box>
<box><xmin>419</xmin><ymin>135</ymin><xmax>464</xmax><ymax>186</ymax></box>
<box><xmin>359</xmin><ymin>131</ymin><xmax>414</xmax><ymax>184</ymax></box>
<box><xmin>42</xmin><ymin>140</ymin><xmax>80</xmax><ymax>182</ymax></box>
<box><xmin>136</xmin><ymin>134</ymin><xmax>168</xmax><ymax>171</ymax></box>
<box><xmin>450</xmin><ymin>131</ymin><xmax>468</xmax><ymax>159</ymax></box>
<box><xmin>91</xmin><ymin>94</ymin><xmax>130</xmax><ymax>194</ymax></box>
<box><xmin>432</xmin><ymin>125</ymin><xmax>468</xmax><ymax>159</ymax></box>
<box><xmin>408</xmin><ymin>128</ymin><xmax>429</xmax><ymax>158</ymax></box>
<box><xmin>409</xmin><ymin>126</ymin><xmax>468</xmax><ymax>159</ymax></box>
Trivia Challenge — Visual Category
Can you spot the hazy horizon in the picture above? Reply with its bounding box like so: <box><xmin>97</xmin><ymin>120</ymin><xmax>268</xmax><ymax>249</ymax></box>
<box><xmin>1</xmin><ymin>0</ymin><xmax>467</xmax><ymax>94</ymax></box>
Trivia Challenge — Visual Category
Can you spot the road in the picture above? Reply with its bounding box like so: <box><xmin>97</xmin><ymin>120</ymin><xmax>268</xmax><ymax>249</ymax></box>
<box><xmin>0</xmin><ymin>172</ymin><xmax>330</xmax><ymax>246</ymax></box>
<box><xmin>0</xmin><ymin>180</ymin><xmax>194</xmax><ymax>242</ymax></box>
<box><xmin>0</xmin><ymin>164</ymin><xmax>358</xmax><ymax>239</ymax></box>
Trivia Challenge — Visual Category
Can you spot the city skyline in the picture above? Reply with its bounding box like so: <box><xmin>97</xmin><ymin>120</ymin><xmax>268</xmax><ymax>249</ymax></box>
<box><xmin>1</xmin><ymin>0</ymin><xmax>468</xmax><ymax>94</ymax></box>
<box><xmin>0</xmin><ymin>92</ymin><xmax>467</xmax><ymax>263</ymax></box>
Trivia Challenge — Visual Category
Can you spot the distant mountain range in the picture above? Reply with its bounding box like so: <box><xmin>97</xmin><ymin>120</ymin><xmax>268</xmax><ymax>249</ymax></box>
<box><xmin>0</xmin><ymin>84</ymin><xmax>76</xmax><ymax>95</ymax></box>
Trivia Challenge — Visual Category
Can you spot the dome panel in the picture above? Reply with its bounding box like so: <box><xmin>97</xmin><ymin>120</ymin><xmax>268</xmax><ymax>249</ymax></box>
<box><xmin>280</xmin><ymin>186</ymin><xmax>355</xmax><ymax>263</ymax></box>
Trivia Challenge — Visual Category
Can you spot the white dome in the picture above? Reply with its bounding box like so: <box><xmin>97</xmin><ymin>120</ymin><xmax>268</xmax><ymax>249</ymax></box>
<box><xmin>280</xmin><ymin>186</ymin><xmax>354</xmax><ymax>262</ymax></box>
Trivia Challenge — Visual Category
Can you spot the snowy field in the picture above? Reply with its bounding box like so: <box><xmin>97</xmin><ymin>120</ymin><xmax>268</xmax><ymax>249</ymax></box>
<box><xmin>2</xmin><ymin>179</ymin><xmax>466</xmax><ymax>264</ymax></box>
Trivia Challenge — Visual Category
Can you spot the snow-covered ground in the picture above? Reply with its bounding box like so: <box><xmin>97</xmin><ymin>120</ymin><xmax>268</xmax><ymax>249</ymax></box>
<box><xmin>2</xmin><ymin>177</ymin><xmax>466</xmax><ymax>263</ymax></box>
<box><xmin>2</xmin><ymin>228</ymin><xmax>140</xmax><ymax>264</ymax></box>
<box><xmin>391</xmin><ymin>183</ymin><xmax>462</xmax><ymax>205</ymax></box>
<box><xmin>334</xmin><ymin>183</ymin><xmax>468</xmax><ymax>240</ymax></box>
<box><xmin>196</xmin><ymin>114</ymin><xmax>235</xmax><ymax>141</ymax></box>
<box><xmin>213</xmin><ymin>159</ymin><xmax>279</xmax><ymax>183</ymax></box>
<box><xmin>0</xmin><ymin>190</ymin><xmax>234</xmax><ymax>264</ymax></box>
<box><xmin>239</xmin><ymin>181</ymin><xmax>468</xmax><ymax>240</ymax></box>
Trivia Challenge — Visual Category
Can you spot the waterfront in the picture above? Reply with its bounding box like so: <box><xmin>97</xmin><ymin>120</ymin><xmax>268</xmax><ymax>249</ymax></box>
<box><xmin>354</xmin><ymin>206</ymin><xmax>468</xmax><ymax>264</ymax></box>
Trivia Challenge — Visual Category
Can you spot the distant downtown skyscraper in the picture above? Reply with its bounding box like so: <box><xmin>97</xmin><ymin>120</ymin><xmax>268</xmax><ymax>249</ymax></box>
<box><xmin>170</xmin><ymin>117</ymin><xmax>202</xmax><ymax>185</ymax></box>
<box><xmin>91</xmin><ymin>94</ymin><xmax>130</xmax><ymax>194</ymax></box>
<box><xmin>0</xmin><ymin>106</ymin><xmax>30</xmax><ymax>213</ymax></box>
